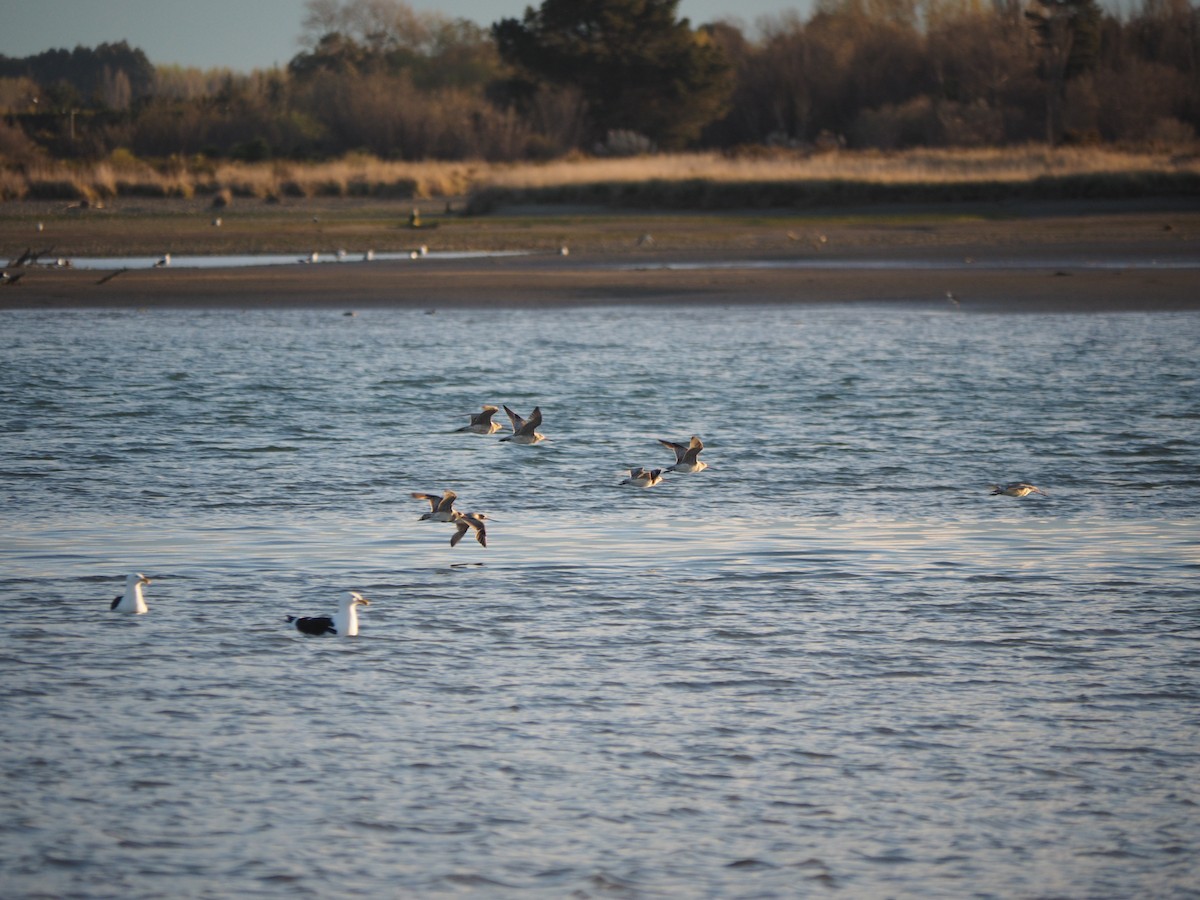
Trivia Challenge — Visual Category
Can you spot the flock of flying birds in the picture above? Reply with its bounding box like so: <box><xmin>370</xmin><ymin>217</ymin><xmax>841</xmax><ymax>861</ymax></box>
<box><xmin>105</xmin><ymin>400</ymin><xmax>1045</xmax><ymax>635</ymax></box>
<box><xmin>104</xmin><ymin>402</ymin><xmax>717</xmax><ymax>636</ymax></box>
<box><xmin>409</xmin><ymin>404</ymin><xmax>712</xmax><ymax>551</ymax></box>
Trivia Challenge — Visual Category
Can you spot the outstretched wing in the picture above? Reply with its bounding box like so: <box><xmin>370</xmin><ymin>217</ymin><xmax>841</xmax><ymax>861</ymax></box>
<box><xmin>520</xmin><ymin>406</ymin><xmax>543</xmax><ymax>435</ymax></box>
<box><xmin>658</xmin><ymin>439</ymin><xmax>687</xmax><ymax>463</ymax></box>
<box><xmin>473</xmin><ymin>405</ymin><xmax>499</xmax><ymax>425</ymax></box>
<box><xmin>467</xmin><ymin>514</ymin><xmax>487</xmax><ymax>547</ymax></box>
<box><xmin>503</xmin><ymin>405</ymin><xmax>527</xmax><ymax>433</ymax></box>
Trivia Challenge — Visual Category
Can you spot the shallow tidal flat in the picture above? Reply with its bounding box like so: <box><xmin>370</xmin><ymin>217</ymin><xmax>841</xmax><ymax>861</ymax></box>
<box><xmin>0</xmin><ymin>192</ymin><xmax>1198</xmax><ymax>311</ymax></box>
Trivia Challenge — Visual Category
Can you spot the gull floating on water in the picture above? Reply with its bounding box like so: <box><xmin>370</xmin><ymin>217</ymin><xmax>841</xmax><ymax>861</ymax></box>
<box><xmin>990</xmin><ymin>482</ymin><xmax>1047</xmax><ymax>497</ymax></box>
<box><xmin>286</xmin><ymin>591</ymin><xmax>370</xmax><ymax>636</ymax></box>
<box><xmin>111</xmin><ymin>573</ymin><xmax>152</xmax><ymax>614</ymax></box>
<box><xmin>501</xmin><ymin>405</ymin><xmax>545</xmax><ymax>444</ymax></box>
<box><xmin>456</xmin><ymin>405</ymin><xmax>503</xmax><ymax>434</ymax></box>
<box><xmin>621</xmin><ymin>466</ymin><xmax>665</xmax><ymax>487</ymax></box>
<box><xmin>412</xmin><ymin>489</ymin><xmax>458</xmax><ymax>521</ymax></box>
<box><xmin>659</xmin><ymin>435</ymin><xmax>708</xmax><ymax>473</ymax></box>
<box><xmin>154</xmin><ymin>253</ymin><xmax>171</xmax><ymax>268</ymax></box>
<box><xmin>449</xmin><ymin>511</ymin><xmax>488</xmax><ymax>548</ymax></box>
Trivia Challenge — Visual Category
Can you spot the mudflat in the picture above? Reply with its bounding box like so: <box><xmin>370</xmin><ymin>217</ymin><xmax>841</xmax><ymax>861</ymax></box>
<box><xmin>1</xmin><ymin>197</ymin><xmax>1196</xmax><ymax>311</ymax></box>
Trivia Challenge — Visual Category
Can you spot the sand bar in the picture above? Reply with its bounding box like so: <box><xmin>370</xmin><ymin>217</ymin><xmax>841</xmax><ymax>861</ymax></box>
<box><xmin>2</xmin><ymin>199</ymin><xmax>1197</xmax><ymax>312</ymax></box>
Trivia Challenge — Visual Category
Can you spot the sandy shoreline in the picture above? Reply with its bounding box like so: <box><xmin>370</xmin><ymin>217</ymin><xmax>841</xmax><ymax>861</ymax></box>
<box><xmin>2</xmin><ymin>200</ymin><xmax>1197</xmax><ymax>311</ymax></box>
<box><xmin>0</xmin><ymin>254</ymin><xmax>1197</xmax><ymax>312</ymax></box>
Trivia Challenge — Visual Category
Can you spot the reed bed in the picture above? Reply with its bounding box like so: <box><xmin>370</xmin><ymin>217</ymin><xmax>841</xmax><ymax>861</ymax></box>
<box><xmin>3</xmin><ymin>146</ymin><xmax>1197</xmax><ymax>207</ymax></box>
<box><xmin>483</xmin><ymin>146</ymin><xmax>1200</xmax><ymax>188</ymax></box>
<box><xmin>467</xmin><ymin>146</ymin><xmax>1200</xmax><ymax>210</ymax></box>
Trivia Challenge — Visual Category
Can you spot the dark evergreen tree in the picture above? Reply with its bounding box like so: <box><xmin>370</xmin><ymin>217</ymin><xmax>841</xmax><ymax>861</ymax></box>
<box><xmin>1024</xmin><ymin>0</ymin><xmax>1102</xmax><ymax>143</ymax></box>
<box><xmin>492</xmin><ymin>0</ymin><xmax>732</xmax><ymax>149</ymax></box>
<box><xmin>0</xmin><ymin>41</ymin><xmax>154</xmax><ymax>108</ymax></box>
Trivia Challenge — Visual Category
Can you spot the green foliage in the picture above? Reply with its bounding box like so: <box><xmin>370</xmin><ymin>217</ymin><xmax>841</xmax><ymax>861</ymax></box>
<box><xmin>493</xmin><ymin>0</ymin><xmax>733</xmax><ymax>149</ymax></box>
<box><xmin>0</xmin><ymin>41</ymin><xmax>154</xmax><ymax>110</ymax></box>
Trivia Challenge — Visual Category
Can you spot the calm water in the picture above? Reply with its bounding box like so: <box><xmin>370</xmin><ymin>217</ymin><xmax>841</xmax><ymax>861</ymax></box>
<box><xmin>1</xmin><ymin>300</ymin><xmax>1197</xmax><ymax>898</ymax></box>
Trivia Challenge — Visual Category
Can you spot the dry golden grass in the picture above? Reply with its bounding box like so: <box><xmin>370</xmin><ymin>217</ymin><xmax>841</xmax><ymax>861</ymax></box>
<box><xmin>3</xmin><ymin>145</ymin><xmax>1198</xmax><ymax>204</ymax></box>
<box><xmin>483</xmin><ymin>146</ymin><xmax>1200</xmax><ymax>189</ymax></box>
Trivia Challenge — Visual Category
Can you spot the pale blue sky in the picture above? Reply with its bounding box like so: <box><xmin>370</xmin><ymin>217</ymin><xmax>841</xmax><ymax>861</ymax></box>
<box><xmin>0</xmin><ymin>0</ymin><xmax>818</xmax><ymax>71</ymax></box>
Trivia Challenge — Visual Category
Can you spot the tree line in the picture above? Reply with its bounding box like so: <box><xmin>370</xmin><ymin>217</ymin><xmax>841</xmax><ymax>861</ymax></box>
<box><xmin>1</xmin><ymin>0</ymin><xmax>1196</xmax><ymax>165</ymax></box>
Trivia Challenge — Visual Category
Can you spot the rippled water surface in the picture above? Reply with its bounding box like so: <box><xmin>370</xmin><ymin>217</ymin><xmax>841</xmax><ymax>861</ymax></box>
<box><xmin>2</xmin><ymin>300</ymin><xmax>1198</xmax><ymax>898</ymax></box>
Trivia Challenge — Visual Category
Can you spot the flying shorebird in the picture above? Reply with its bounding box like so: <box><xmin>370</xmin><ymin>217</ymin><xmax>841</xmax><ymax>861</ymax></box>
<box><xmin>456</xmin><ymin>405</ymin><xmax>503</xmax><ymax>434</ymax></box>
<box><xmin>111</xmin><ymin>573</ymin><xmax>152</xmax><ymax>614</ymax></box>
<box><xmin>449</xmin><ymin>511</ymin><xmax>488</xmax><ymax>548</ymax></box>
<box><xmin>96</xmin><ymin>267</ymin><xmax>128</xmax><ymax>285</ymax></box>
<box><xmin>411</xmin><ymin>489</ymin><xmax>458</xmax><ymax>521</ymax></box>
<box><xmin>989</xmin><ymin>482</ymin><xmax>1047</xmax><ymax>497</ymax></box>
<box><xmin>621</xmin><ymin>466</ymin><xmax>665</xmax><ymax>487</ymax></box>
<box><xmin>500</xmin><ymin>405</ymin><xmax>545</xmax><ymax>444</ymax></box>
<box><xmin>286</xmin><ymin>591</ymin><xmax>370</xmax><ymax>636</ymax></box>
<box><xmin>659</xmin><ymin>435</ymin><xmax>708</xmax><ymax>473</ymax></box>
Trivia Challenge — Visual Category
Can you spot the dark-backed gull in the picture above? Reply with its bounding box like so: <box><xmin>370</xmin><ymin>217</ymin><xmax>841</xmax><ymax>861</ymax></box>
<box><xmin>286</xmin><ymin>591</ymin><xmax>371</xmax><ymax>636</ymax></box>
<box><xmin>111</xmin><ymin>573</ymin><xmax>152</xmax><ymax>614</ymax></box>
